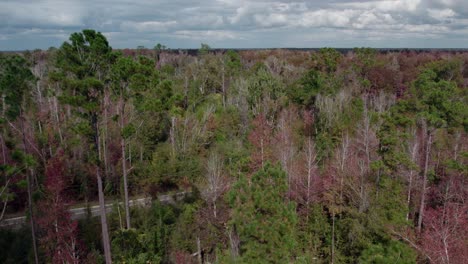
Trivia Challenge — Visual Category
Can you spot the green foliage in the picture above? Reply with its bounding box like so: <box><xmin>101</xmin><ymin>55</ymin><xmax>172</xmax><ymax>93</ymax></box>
<box><xmin>170</xmin><ymin>203</ymin><xmax>200</xmax><ymax>253</ymax></box>
<box><xmin>138</xmin><ymin>142</ymin><xmax>202</xmax><ymax>194</ymax></box>
<box><xmin>379</xmin><ymin>60</ymin><xmax>467</xmax><ymax>171</ymax></box>
<box><xmin>424</xmin><ymin>58</ymin><xmax>463</xmax><ymax>84</ymax></box>
<box><xmin>199</xmin><ymin>43</ymin><xmax>211</xmax><ymax>55</ymax></box>
<box><xmin>225</xmin><ymin>50</ymin><xmax>242</xmax><ymax>74</ymax></box>
<box><xmin>0</xmin><ymin>54</ymin><xmax>35</xmax><ymax>120</ymax></box>
<box><xmin>111</xmin><ymin>229</ymin><xmax>161</xmax><ymax>263</ymax></box>
<box><xmin>353</xmin><ymin>48</ymin><xmax>378</xmax><ymax>69</ymax></box>
<box><xmin>359</xmin><ymin>240</ymin><xmax>417</xmax><ymax>264</ymax></box>
<box><xmin>56</xmin><ymin>33</ymin><xmax>108</xmax><ymax>101</ymax></box>
<box><xmin>411</xmin><ymin>67</ymin><xmax>465</xmax><ymax>129</ymax></box>
<box><xmin>55</xmin><ymin>30</ymin><xmax>112</xmax><ymax>114</ymax></box>
<box><xmin>78</xmin><ymin>215</ymin><xmax>102</xmax><ymax>254</ymax></box>
<box><xmin>5</xmin><ymin>38</ymin><xmax>468</xmax><ymax>264</ymax></box>
<box><xmin>289</xmin><ymin>69</ymin><xmax>323</xmax><ymax>106</ymax></box>
<box><xmin>121</xmin><ymin>124</ymin><xmax>136</xmax><ymax>139</ymax></box>
<box><xmin>311</xmin><ymin>48</ymin><xmax>342</xmax><ymax>73</ymax></box>
<box><xmin>298</xmin><ymin>204</ymin><xmax>332</xmax><ymax>262</ymax></box>
<box><xmin>228</xmin><ymin>164</ymin><xmax>298</xmax><ymax>263</ymax></box>
<box><xmin>154</xmin><ymin>43</ymin><xmax>167</xmax><ymax>51</ymax></box>
<box><xmin>247</xmin><ymin>65</ymin><xmax>284</xmax><ymax>113</ymax></box>
<box><xmin>56</xmin><ymin>29</ymin><xmax>113</xmax><ymax>79</ymax></box>
<box><xmin>0</xmin><ymin>228</ymin><xmax>33</xmax><ymax>264</ymax></box>
<box><xmin>108</xmin><ymin>202</ymin><xmax>178</xmax><ymax>263</ymax></box>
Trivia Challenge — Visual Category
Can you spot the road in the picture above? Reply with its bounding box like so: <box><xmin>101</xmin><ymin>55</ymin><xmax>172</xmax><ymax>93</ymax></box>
<box><xmin>0</xmin><ymin>192</ymin><xmax>188</xmax><ymax>230</ymax></box>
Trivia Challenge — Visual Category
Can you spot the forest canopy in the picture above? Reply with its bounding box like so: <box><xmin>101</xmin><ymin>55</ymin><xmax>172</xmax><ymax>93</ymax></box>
<box><xmin>0</xmin><ymin>30</ymin><xmax>467</xmax><ymax>264</ymax></box>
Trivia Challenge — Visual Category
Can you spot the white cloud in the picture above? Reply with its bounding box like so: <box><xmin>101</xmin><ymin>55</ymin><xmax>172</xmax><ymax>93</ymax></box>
<box><xmin>173</xmin><ymin>30</ymin><xmax>241</xmax><ymax>40</ymax></box>
<box><xmin>427</xmin><ymin>8</ymin><xmax>456</xmax><ymax>20</ymax></box>
<box><xmin>340</xmin><ymin>0</ymin><xmax>422</xmax><ymax>12</ymax></box>
<box><xmin>120</xmin><ymin>21</ymin><xmax>177</xmax><ymax>32</ymax></box>
<box><xmin>0</xmin><ymin>0</ymin><xmax>86</xmax><ymax>27</ymax></box>
<box><xmin>254</xmin><ymin>13</ymin><xmax>288</xmax><ymax>27</ymax></box>
<box><xmin>1</xmin><ymin>0</ymin><xmax>468</xmax><ymax>50</ymax></box>
<box><xmin>296</xmin><ymin>9</ymin><xmax>358</xmax><ymax>28</ymax></box>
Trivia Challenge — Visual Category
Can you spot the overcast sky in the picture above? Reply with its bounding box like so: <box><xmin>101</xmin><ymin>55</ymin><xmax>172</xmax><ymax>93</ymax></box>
<box><xmin>1</xmin><ymin>0</ymin><xmax>467</xmax><ymax>50</ymax></box>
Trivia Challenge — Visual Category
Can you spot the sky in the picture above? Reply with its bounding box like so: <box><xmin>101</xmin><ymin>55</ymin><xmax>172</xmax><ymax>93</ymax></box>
<box><xmin>1</xmin><ymin>0</ymin><xmax>468</xmax><ymax>50</ymax></box>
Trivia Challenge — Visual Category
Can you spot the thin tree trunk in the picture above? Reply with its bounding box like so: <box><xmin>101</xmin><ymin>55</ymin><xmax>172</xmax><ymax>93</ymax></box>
<box><xmin>0</xmin><ymin>199</ymin><xmax>7</xmax><ymax>222</ymax></box>
<box><xmin>117</xmin><ymin>203</ymin><xmax>123</xmax><ymax>230</ymax></box>
<box><xmin>338</xmin><ymin>133</ymin><xmax>349</xmax><ymax>216</ymax></box>
<box><xmin>213</xmin><ymin>201</ymin><xmax>217</xmax><ymax>219</ymax></box>
<box><xmin>0</xmin><ymin>173</ymin><xmax>9</xmax><ymax>222</ymax></box>
<box><xmin>221</xmin><ymin>63</ymin><xmax>226</xmax><ymax>108</ymax></box>
<box><xmin>20</xmin><ymin>115</ymin><xmax>39</xmax><ymax>264</ymax></box>
<box><xmin>1</xmin><ymin>93</ymin><xmax>5</xmax><ymax>118</ymax></box>
<box><xmin>359</xmin><ymin>160</ymin><xmax>366</xmax><ymax>213</ymax></box>
<box><xmin>97</xmin><ymin>168</ymin><xmax>112</xmax><ymax>264</ymax></box>
<box><xmin>306</xmin><ymin>137</ymin><xmax>316</xmax><ymax>221</ymax></box>
<box><xmin>418</xmin><ymin>130</ymin><xmax>433</xmax><ymax>233</ymax></box>
<box><xmin>92</xmin><ymin>113</ymin><xmax>112</xmax><ymax>263</ymax></box>
<box><xmin>406</xmin><ymin>131</ymin><xmax>418</xmax><ymax>221</ymax></box>
<box><xmin>406</xmin><ymin>170</ymin><xmax>414</xmax><ymax>221</ymax></box>
<box><xmin>228</xmin><ymin>228</ymin><xmax>239</xmax><ymax>259</ymax></box>
<box><xmin>102</xmin><ymin>93</ymin><xmax>109</xmax><ymax>179</ymax></box>
<box><xmin>260</xmin><ymin>138</ymin><xmax>264</xmax><ymax>168</ymax></box>
<box><xmin>331</xmin><ymin>212</ymin><xmax>335</xmax><ymax>264</ymax></box>
<box><xmin>197</xmin><ymin>236</ymin><xmax>202</xmax><ymax>264</ymax></box>
<box><xmin>28</xmin><ymin>168</ymin><xmax>39</xmax><ymax>264</ymax></box>
<box><xmin>120</xmin><ymin>100</ymin><xmax>131</xmax><ymax>229</ymax></box>
<box><xmin>170</xmin><ymin>117</ymin><xmax>176</xmax><ymax>158</ymax></box>
<box><xmin>52</xmin><ymin>96</ymin><xmax>64</xmax><ymax>144</ymax></box>
<box><xmin>0</xmin><ymin>133</ymin><xmax>6</xmax><ymax>164</ymax></box>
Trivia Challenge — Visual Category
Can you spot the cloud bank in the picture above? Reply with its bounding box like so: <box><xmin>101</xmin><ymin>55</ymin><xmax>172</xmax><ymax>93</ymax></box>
<box><xmin>1</xmin><ymin>0</ymin><xmax>467</xmax><ymax>50</ymax></box>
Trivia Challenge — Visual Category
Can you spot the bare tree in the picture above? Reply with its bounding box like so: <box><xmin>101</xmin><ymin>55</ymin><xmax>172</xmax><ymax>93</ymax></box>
<box><xmin>357</xmin><ymin>160</ymin><xmax>369</xmax><ymax>212</ymax></box>
<box><xmin>316</xmin><ymin>90</ymin><xmax>352</xmax><ymax>130</ymax></box>
<box><xmin>418</xmin><ymin>119</ymin><xmax>433</xmax><ymax>233</ymax></box>
<box><xmin>200</xmin><ymin>152</ymin><xmax>228</xmax><ymax>218</ymax></box>
<box><xmin>275</xmin><ymin>108</ymin><xmax>296</xmax><ymax>196</ymax></box>
<box><xmin>353</xmin><ymin>100</ymin><xmax>379</xmax><ymax>212</ymax></box>
<box><xmin>304</xmin><ymin>137</ymin><xmax>318</xmax><ymax>220</ymax></box>
<box><xmin>405</xmin><ymin>127</ymin><xmax>419</xmax><ymax>221</ymax></box>
<box><xmin>335</xmin><ymin>132</ymin><xmax>350</xmax><ymax>210</ymax></box>
<box><xmin>356</xmin><ymin>100</ymin><xmax>377</xmax><ymax>170</ymax></box>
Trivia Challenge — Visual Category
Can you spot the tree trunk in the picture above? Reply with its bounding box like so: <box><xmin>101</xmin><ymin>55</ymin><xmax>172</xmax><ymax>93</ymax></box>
<box><xmin>359</xmin><ymin>161</ymin><xmax>366</xmax><ymax>213</ymax></box>
<box><xmin>120</xmin><ymin>100</ymin><xmax>131</xmax><ymax>229</ymax></box>
<box><xmin>92</xmin><ymin>113</ymin><xmax>112</xmax><ymax>263</ymax></box>
<box><xmin>338</xmin><ymin>133</ymin><xmax>349</xmax><ymax>216</ymax></box>
<box><xmin>170</xmin><ymin>117</ymin><xmax>176</xmax><ymax>158</ymax></box>
<box><xmin>260</xmin><ymin>138</ymin><xmax>264</xmax><ymax>168</ymax></box>
<box><xmin>0</xmin><ymin>133</ymin><xmax>6</xmax><ymax>164</ymax></box>
<box><xmin>406</xmin><ymin>131</ymin><xmax>419</xmax><ymax>221</ymax></box>
<box><xmin>417</xmin><ymin>130</ymin><xmax>433</xmax><ymax>233</ymax></box>
<box><xmin>97</xmin><ymin>168</ymin><xmax>112</xmax><ymax>264</ymax></box>
<box><xmin>331</xmin><ymin>212</ymin><xmax>335</xmax><ymax>264</ymax></box>
<box><xmin>406</xmin><ymin>170</ymin><xmax>414</xmax><ymax>221</ymax></box>
<box><xmin>102</xmin><ymin>92</ymin><xmax>109</xmax><ymax>180</ymax></box>
<box><xmin>197</xmin><ymin>236</ymin><xmax>202</xmax><ymax>264</ymax></box>
<box><xmin>20</xmin><ymin>116</ymin><xmax>39</xmax><ymax>264</ymax></box>
<box><xmin>1</xmin><ymin>93</ymin><xmax>5</xmax><ymax>118</ymax></box>
<box><xmin>27</xmin><ymin>168</ymin><xmax>39</xmax><ymax>264</ymax></box>
<box><xmin>213</xmin><ymin>201</ymin><xmax>217</xmax><ymax>219</ymax></box>
<box><xmin>305</xmin><ymin>137</ymin><xmax>316</xmax><ymax>221</ymax></box>
<box><xmin>222</xmin><ymin>63</ymin><xmax>226</xmax><ymax>108</ymax></box>
<box><xmin>52</xmin><ymin>96</ymin><xmax>64</xmax><ymax>144</ymax></box>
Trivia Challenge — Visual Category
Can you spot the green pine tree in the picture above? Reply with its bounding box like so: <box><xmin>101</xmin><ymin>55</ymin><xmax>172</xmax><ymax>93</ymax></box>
<box><xmin>228</xmin><ymin>164</ymin><xmax>298</xmax><ymax>263</ymax></box>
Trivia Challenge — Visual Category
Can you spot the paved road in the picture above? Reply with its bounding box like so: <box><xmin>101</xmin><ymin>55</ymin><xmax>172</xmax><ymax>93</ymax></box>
<box><xmin>0</xmin><ymin>192</ymin><xmax>188</xmax><ymax>230</ymax></box>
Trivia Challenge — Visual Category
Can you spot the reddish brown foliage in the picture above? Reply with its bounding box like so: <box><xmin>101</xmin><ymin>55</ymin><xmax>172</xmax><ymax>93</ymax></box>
<box><xmin>421</xmin><ymin>204</ymin><xmax>468</xmax><ymax>264</ymax></box>
<box><xmin>420</xmin><ymin>172</ymin><xmax>468</xmax><ymax>264</ymax></box>
<box><xmin>247</xmin><ymin>114</ymin><xmax>275</xmax><ymax>171</ymax></box>
<box><xmin>36</xmin><ymin>152</ymin><xmax>82</xmax><ymax>263</ymax></box>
